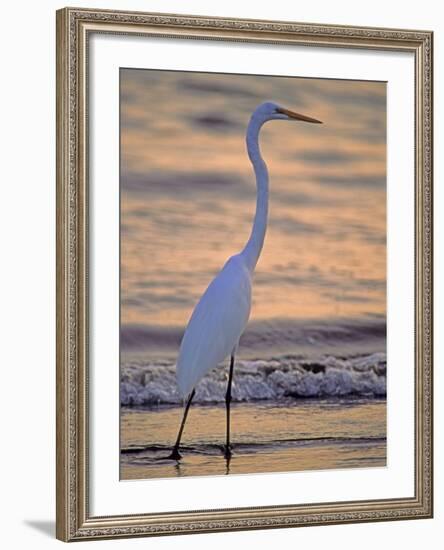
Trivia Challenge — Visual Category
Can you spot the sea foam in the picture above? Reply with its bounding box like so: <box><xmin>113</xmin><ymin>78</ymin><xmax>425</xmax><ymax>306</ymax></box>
<box><xmin>121</xmin><ymin>352</ymin><xmax>386</xmax><ymax>407</ymax></box>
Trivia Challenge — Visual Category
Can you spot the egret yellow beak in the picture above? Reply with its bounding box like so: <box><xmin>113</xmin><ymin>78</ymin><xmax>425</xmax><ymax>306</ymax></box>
<box><xmin>277</xmin><ymin>107</ymin><xmax>323</xmax><ymax>124</ymax></box>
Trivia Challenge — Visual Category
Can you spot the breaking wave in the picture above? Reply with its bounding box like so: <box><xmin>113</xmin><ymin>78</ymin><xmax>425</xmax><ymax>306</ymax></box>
<box><xmin>121</xmin><ymin>352</ymin><xmax>386</xmax><ymax>407</ymax></box>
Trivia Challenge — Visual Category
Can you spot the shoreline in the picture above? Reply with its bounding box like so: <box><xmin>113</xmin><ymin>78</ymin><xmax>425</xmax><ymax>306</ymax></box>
<box><xmin>120</xmin><ymin>398</ymin><xmax>386</xmax><ymax>480</ymax></box>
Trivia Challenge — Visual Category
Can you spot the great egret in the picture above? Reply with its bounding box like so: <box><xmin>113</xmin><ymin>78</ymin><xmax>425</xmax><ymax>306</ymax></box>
<box><xmin>169</xmin><ymin>101</ymin><xmax>322</xmax><ymax>460</ymax></box>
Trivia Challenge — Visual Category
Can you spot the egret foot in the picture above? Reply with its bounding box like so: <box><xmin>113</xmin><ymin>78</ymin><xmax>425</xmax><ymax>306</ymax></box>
<box><xmin>168</xmin><ymin>447</ymin><xmax>182</xmax><ymax>461</ymax></box>
<box><xmin>224</xmin><ymin>445</ymin><xmax>232</xmax><ymax>459</ymax></box>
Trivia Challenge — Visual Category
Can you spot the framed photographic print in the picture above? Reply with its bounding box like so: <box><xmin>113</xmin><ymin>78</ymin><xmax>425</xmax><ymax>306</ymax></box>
<box><xmin>56</xmin><ymin>7</ymin><xmax>433</xmax><ymax>542</ymax></box>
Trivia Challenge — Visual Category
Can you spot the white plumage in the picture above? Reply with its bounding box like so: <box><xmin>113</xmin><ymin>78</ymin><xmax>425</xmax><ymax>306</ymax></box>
<box><xmin>176</xmin><ymin>254</ymin><xmax>252</xmax><ymax>396</ymax></box>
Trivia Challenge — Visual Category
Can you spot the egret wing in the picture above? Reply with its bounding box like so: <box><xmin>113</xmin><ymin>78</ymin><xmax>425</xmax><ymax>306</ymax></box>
<box><xmin>176</xmin><ymin>255</ymin><xmax>252</xmax><ymax>396</ymax></box>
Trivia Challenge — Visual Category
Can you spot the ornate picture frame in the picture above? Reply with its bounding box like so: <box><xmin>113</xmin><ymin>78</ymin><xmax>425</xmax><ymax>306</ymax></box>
<box><xmin>56</xmin><ymin>7</ymin><xmax>433</xmax><ymax>541</ymax></box>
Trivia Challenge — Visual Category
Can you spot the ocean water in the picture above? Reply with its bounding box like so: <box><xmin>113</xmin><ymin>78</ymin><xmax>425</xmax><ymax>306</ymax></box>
<box><xmin>119</xmin><ymin>69</ymin><xmax>386</xmax><ymax>480</ymax></box>
<box><xmin>120</xmin><ymin>319</ymin><xmax>386</xmax><ymax>480</ymax></box>
<box><xmin>121</xmin><ymin>321</ymin><xmax>386</xmax><ymax>407</ymax></box>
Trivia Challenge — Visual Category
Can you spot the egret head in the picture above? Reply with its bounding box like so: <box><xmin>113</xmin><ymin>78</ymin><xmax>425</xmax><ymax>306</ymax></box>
<box><xmin>254</xmin><ymin>101</ymin><xmax>322</xmax><ymax>125</ymax></box>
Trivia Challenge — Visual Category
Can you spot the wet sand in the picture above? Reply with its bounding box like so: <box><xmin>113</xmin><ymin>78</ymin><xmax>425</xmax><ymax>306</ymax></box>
<box><xmin>120</xmin><ymin>398</ymin><xmax>386</xmax><ymax>480</ymax></box>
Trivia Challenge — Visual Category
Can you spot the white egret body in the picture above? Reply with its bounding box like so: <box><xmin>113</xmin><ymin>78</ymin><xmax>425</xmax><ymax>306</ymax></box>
<box><xmin>170</xmin><ymin>101</ymin><xmax>322</xmax><ymax>460</ymax></box>
<box><xmin>176</xmin><ymin>253</ymin><xmax>252</xmax><ymax>396</ymax></box>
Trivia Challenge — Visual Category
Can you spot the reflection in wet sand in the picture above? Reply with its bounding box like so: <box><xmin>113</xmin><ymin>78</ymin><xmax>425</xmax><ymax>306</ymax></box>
<box><xmin>120</xmin><ymin>399</ymin><xmax>386</xmax><ymax>480</ymax></box>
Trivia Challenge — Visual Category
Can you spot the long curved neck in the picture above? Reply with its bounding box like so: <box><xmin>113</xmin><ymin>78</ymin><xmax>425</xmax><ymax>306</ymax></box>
<box><xmin>241</xmin><ymin>115</ymin><xmax>269</xmax><ymax>273</ymax></box>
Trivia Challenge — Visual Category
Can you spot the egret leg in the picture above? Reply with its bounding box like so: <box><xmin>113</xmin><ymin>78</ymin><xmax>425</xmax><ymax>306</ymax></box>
<box><xmin>169</xmin><ymin>388</ymin><xmax>195</xmax><ymax>460</ymax></box>
<box><xmin>224</xmin><ymin>355</ymin><xmax>235</xmax><ymax>459</ymax></box>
